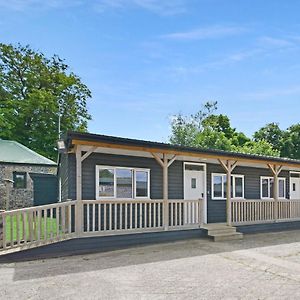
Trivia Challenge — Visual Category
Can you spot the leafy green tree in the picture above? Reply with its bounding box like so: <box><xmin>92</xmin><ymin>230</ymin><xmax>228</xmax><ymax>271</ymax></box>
<box><xmin>169</xmin><ymin>101</ymin><xmax>279</xmax><ymax>157</ymax></box>
<box><xmin>281</xmin><ymin>124</ymin><xmax>300</xmax><ymax>159</ymax></box>
<box><xmin>253</xmin><ymin>123</ymin><xmax>283</xmax><ymax>151</ymax></box>
<box><xmin>0</xmin><ymin>43</ymin><xmax>91</xmax><ymax>160</ymax></box>
<box><xmin>233</xmin><ymin>140</ymin><xmax>280</xmax><ymax>157</ymax></box>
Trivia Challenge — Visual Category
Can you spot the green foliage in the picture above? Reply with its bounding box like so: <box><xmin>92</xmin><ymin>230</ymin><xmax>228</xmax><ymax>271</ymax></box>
<box><xmin>169</xmin><ymin>101</ymin><xmax>279</xmax><ymax>157</ymax></box>
<box><xmin>281</xmin><ymin>124</ymin><xmax>300</xmax><ymax>159</ymax></box>
<box><xmin>253</xmin><ymin>123</ymin><xmax>283</xmax><ymax>151</ymax></box>
<box><xmin>233</xmin><ymin>140</ymin><xmax>280</xmax><ymax>157</ymax></box>
<box><xmin>0</xmin><ymin>43</ymin><xmax>91</xmax><ymax>160</ymax></box>
<box><xmin>254</xmin><ymin>123</ymin><xmax>300</xmax><ymax>159</ymax></box>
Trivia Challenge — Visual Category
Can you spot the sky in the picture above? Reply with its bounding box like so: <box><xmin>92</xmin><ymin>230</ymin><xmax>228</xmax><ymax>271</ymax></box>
<box><xmin>1</xmin><ymin>0</ymin><xmax>300</xmax><ymax>142</ymax></box>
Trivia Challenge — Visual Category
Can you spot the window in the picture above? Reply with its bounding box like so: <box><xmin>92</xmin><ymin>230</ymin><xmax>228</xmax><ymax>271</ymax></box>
<box><xmin>135</xmin><ymin>170</ymin><xmax>149</xmax><ymax>197</ymax></box>
<box><xmin>96</xmin><ymin>166</ymin><xmax>150</xmax><ymax>199</ymax></box>
<box><xmin>99</xmin><ymin>168</ymin><xmax>115</xmax><ymax>197</ymax></box>
<box><xmin>191</xmin><ymin>178</ymin><xmax>197</xmax><ymax>189</ymax></box>
<box><xmin>212</xmin><ymin>173</ymin><xmax>244</xmax><ymax>199</ymax></box>
<box><xmin>260</xmin><ymin>177</ymin><xmax>286</xmax><ymax>199</ymax></box>
<box><xmin>116</xmin><ymin>169</ymin><xmax>133</xmax><ymax>198</ymax></box>
<box><xmin>13</xmin><ymin>172</ymin><xmax>27</xmax><ymax>189</ymax></box>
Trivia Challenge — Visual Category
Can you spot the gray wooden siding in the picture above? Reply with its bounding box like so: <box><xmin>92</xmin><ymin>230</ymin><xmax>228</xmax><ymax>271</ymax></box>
<box><xmin>63</xmin><ymin>152</ymin><xmax>291</xmax><ymax>224</ymax></box>
<box><xmin>67</xmin><ymin>153</ymin><xmax>184</xmax><ymax>200</ymax></box>
<box><xmin>206</xmin><ymin>164</ymin><xmax>290</xmax><ymax>223</ymax></box>
<box><xmin>59</xmin><ymin>152</ymin><xmax>69</xmax><ymax>201</ymax></box>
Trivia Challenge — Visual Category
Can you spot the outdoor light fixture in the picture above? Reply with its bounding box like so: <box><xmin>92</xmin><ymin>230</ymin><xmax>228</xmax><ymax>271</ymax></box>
<box><xmin>57</xmin><ymin>139</ymin><xmax>66</xmax><ymax>153</ymax></box>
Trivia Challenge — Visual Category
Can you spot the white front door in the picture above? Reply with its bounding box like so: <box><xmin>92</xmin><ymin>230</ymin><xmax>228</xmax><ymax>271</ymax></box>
<box><xmin>184</xmin><ymin>169</ymin><xmax>205</xmax><ymax>200</ymax></box>
<box><xmin>290</xmin><ymin>177</ymin><xmax>300</xmax><ymax>199</ymax></box>
<box><xmin>184</xmin><ymin>163</ymin><xmax>206</xmax><ymax>224</ymax></box>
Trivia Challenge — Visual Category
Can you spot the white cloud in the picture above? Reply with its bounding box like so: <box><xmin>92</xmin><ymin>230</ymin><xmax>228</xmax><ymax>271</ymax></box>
<box><xmin>0</xmin><ymin>0</ymin><xmax>187</xmax><ymax>15</ymax></box>
<box><xmin>92</xmin><ymin>0</ymin><xmax>188</xmax><ymax>16</ymax></box>
<box><xmin>244</xmin><ymin>85</ymin><xmax>300</xmax><ymax>100</ymax></box>
<box><xmin>0</xmin><ymin>0</ymin><xmax>82</xmax><ymax>11</ymax></box>
<box><xmin>161</xmin><ymin>25</ymin><xmax>246</xmax><ymax>41</ymax></box>
<box><xmin>258</xmin><ymin>36</ymin><xmax>294</xmax><ymax>48</ymax></box>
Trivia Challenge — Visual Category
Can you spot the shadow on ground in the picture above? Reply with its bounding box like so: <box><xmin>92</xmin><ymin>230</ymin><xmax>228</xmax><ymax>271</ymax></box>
<box><xmin>5</xmin><ymin>230</ymin><xmax>300</xmax><ymax>282</ymax></box>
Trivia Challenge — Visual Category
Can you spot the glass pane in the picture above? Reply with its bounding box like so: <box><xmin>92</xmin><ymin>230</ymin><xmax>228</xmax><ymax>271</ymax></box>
<box><xmin>279</xmin><ymin>179</ymin><xmax>285</xmax><ymax>198</ymax></box>
<box><xmin>262</xmin><ymin>178</ymin><xmax>269</xmax><ymax>198</ymax></box>
<box><xmin>14</xmin><ymin>173</ymin><xmax>26</xmax><ymax>188</ymax></box>
<box><xmin>136</xmin><ymin>171</ymin><xmax>148</xmax><ymax>197</ymax></box>
<box><xmin>185</xmin><ymin>164</ymin><xmax>204</xmax><ymax>171</ymax></box>
<box><xmin>99</xmin><ymin>169</ymin><xmax>114</xmax><ymax>197</ymax></box>
<box><xmin>235</xmin><ymin>177</ymin><xmax>243</xmax><ymax>198</ymax></box>
<box><xmin>270</xmin><ymin>178</ymin><xmax>274</xmax><ymax>198</ymax></box>
<box><xmin>116</xmin><ymin>169</ymin><xmax>133</xmax><ymax>198</ymax></box>
<box><xmin>293</xmin><ymin>183</ymin><xmax>296</xmax><ymax>192</ymax></box>
<box><xmin>213</xmin><ymin>175</ymin><xmax>223</xmax><ymax>198</ymax></box>
<box><xmin>191</xmin><ymin>178</ymin><xmax>196</xmax><ymax>189</ymax></box>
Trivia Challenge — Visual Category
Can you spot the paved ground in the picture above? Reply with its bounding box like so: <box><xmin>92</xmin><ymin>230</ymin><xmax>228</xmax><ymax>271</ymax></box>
<box><xmin>1</xmin><ymin>231</ymin><xmax>300</xmax><ymax>299</ymax></box>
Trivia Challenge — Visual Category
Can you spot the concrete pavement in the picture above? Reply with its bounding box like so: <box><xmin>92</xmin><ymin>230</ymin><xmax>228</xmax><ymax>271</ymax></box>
<box><xmin>1</xmin><ymin>230</ymin><xmax>300</xmax><ymax>299</ymax></box>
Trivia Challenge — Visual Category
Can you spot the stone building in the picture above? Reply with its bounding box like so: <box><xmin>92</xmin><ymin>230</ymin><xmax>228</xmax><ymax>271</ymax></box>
<box><xmin>0</xmin><ymin>140</ymin><xmax>57</xmax><ymax>210</ymax></box>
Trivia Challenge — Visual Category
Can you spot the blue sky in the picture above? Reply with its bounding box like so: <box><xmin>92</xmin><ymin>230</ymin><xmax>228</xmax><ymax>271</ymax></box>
<box><xmin>1</xmin><ymin>0</ymin><xmax>300</xmax><ymax>142</ymax></box>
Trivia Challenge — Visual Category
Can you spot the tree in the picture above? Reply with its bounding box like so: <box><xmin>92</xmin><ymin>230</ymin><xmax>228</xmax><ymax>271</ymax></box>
<box><xmin>0</xmin><ymin>43</ymin><xmax>91</xmax><ymax>160</ymax></box>
<box><xmin>281</xmin><ymin>124</ymin><xmax>300</xmax><ymax>159</ymax></box>
<box><xmin>253</xmin><ymin>123</ymin><xmax>283</xmax><ymax>151</ymax></box>
<box><xmin>233</xmin><ymin>140</ymin><xmax>280</xmax><ymax>157</ymax></box>
<box><xmin>169</xmin><ymin>101</ymin><xmax>279</xmax><ymax>157</ymax></box>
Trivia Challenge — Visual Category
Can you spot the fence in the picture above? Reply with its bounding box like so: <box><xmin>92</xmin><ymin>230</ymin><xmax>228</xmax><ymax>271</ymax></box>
<box><xmin>231</xmin><ymin>199</ymin><xmax>300</xmax><ymax>225</ymax></box>
<box><xmin>0</xmin><ymin>199</ymin><xmax>203</xmax><ymax>252</ymax></box>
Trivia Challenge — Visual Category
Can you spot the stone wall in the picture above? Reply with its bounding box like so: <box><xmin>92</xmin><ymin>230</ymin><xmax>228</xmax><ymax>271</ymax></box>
<box><xmin>0</xmin><ymin>164</ymin><xmax>57</xmax><ymax>210</ymax></box>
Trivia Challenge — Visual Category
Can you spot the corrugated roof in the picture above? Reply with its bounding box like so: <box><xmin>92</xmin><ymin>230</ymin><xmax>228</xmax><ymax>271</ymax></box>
<box><xmin>0</xmin><ymin>140</ymin><xmax>56</xmax><ymax>165</ymax></box>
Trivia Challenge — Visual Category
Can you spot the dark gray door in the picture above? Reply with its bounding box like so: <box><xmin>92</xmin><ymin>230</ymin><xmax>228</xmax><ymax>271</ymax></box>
<box><xmin>31</xmin><ymin>174</ymin><xmax>58</xmax><ymax>206</ymax></box>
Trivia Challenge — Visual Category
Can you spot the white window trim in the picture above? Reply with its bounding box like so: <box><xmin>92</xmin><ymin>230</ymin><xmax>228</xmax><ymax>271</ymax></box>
<box><xmin>211</xmin><ymin>173</ymin><xmax>226</xmax><ymax>200</ymax></box>
<box><xmin>260</xmin><ymin>176</ymin><xmax>286</xmax><ymax>199</ymax></box>
<box><xmin>211</xmin><ymin>173</ymin><xmax>245</xmax><ymax>200</ymax></box>
<box><xmin>232</xmin><ymin>174</ymin><xmax>245</xmax><ymax>199</ymax></box>
<box><xmin>134</xmin><ymin>167</ymin><xmax>151</xmax><ymax>199</ymax></box>
<box><xmin>96</xmin><ymin>165</ymin><xmax>150</xmax><ymax>200</ymax></box>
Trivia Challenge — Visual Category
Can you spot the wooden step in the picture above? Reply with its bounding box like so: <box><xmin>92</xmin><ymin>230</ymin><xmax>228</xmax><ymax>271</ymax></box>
<box><xmin>202</xmin><ymin>223</ymin><xmax>243</xmax><ymax>242</ymax></box>
<box><xmin>207</xmin><ymin>227</ymin><xmax>237</xmax><ymax>236</ymax></box>
<box><xmin>213</xmin><ymin>232</ymin><xmax>243</xmax><ymax>242</ymax></box>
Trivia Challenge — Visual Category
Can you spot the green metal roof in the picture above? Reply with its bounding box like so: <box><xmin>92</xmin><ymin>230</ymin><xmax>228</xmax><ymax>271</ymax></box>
<box><xmin>0</xmin><ymin>140</ymin><xmax>56</xmax><ymax>165</ymax></box>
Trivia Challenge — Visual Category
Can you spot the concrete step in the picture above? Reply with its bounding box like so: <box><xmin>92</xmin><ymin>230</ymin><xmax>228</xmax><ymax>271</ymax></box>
<box><xmin>207</xmin><ymin>227</ymin><xmax>237</xmax><ymax>236</ymax></box>
<box><xmin>202</xmin><ymin>223</ymin><xmax>243</xmax><ymax>242</ymax></box>
<box><xmin>213</xmin><ymin>232</ymin><xmax>243</xmax><ymax>242</ymax></box>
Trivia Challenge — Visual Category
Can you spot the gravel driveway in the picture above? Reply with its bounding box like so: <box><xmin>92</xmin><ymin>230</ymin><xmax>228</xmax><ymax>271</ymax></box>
<box><xmin>1</xmin><ymin>230</ymin><xmax>300</xmax><ymax>299</ymax></box>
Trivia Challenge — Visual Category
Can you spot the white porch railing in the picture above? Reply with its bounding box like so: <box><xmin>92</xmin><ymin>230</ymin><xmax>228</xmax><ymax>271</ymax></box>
<box><xmin>0</xmin><ymin>199</ymin><xmax>203</xmax><ymax>252</ymax></box>
<box><xmin>81</xmin><ymin>199</ymin><xmax>203</xmax><ymax>236</ymax></box>
<box><xmin>0</xmin><ymin>201</ymin><xmax>77</xmax><ymax>251</ymax></box>
<box><xmin>231</xmin><ymin>199</ymin><xmax>300</xmax><ymax>225</ymax></box>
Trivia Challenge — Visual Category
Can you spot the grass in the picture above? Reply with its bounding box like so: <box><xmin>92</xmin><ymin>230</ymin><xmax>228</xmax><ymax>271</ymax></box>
<box><xmin>4</xmin><ymin>215</ymin><xmax>59</xmax><ymax>243</ymax></box>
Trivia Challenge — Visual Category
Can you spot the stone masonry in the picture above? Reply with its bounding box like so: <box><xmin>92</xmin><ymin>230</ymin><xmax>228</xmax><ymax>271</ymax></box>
<box><xmin>0</xmin><ymin>164</ymin><xmax>57</xmax><ymax>210</ymax></box>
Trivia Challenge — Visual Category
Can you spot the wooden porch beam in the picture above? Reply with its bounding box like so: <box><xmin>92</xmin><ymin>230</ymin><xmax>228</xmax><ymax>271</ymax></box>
<box><xmin>81</xmin><ymin>146</ymin><xmax>98</xmax><ymax>162</ymax></box>
<box><xmin>151</xmin><ymin>152</ymin><xmax>164</xmax><ymax>168</ymax></box>
<box><xmin>167</xmin><ymin>155</ymin><xmax>177</xmax><ymax>168</ymax></box>
<box><xmin>72</xmin><ymin>139</ymin><xmax>300</xmax><ymax>169</ymax></box>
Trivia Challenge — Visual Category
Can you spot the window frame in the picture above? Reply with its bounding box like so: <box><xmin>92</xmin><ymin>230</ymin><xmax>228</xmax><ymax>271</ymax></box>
<box><xmin>96</xmin><ymin>165</ymin><xmax>150</xmax><ymax>200</ymax></box>
<box><xmin>260</xmin><ymin>176</ymin><xmax>286</xmax><ymax>199</ymax></box>
<box><xmin>13</xmin><ymin>172</ymin><xmax>27</xmax><ymax>189</ymax></box>
<box><xmin>211</xmin><ymin>173</ymin><xmax>245</xmax><ymax>200</ymax></box>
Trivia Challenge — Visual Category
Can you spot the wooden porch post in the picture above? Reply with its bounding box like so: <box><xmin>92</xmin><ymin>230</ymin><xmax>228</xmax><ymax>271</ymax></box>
<box><xmin>75</xmin><ymin>145</ymin><xmax>83</xmax><ymax>236</ymax></box>
<box><xmin>268</xmin><ymin>164</ymin><xmax>282</xmax><ymax>221</ymax></box>
<box><xmin>219</xmin><ymin>160</ymin><xmax>237</xmax><ymax>226</ymax></box>
<box><xmin>75</xmin><ymin>145</ymin><xmax>98</xmax><ymax>236</ymax></box>
<box><xmin>163</xmin><ymin>154</ymin><xmax>169</xmax><ymax>230</ymax></box>
<box><xmin>152</xmin><ymin>153</ymin><xmax>177</xmax><ymax>231</ymax></box>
